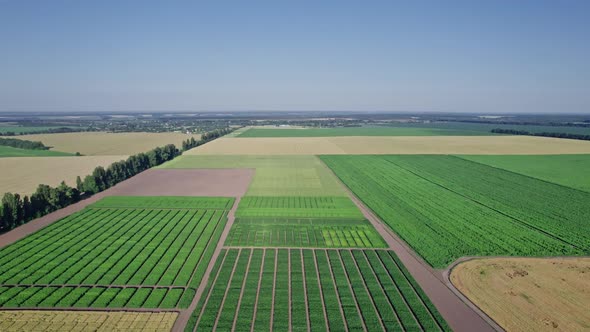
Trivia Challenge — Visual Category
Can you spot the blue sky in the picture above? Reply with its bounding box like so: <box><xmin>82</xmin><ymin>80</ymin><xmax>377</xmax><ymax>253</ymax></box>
<box><xmin>0</xmin><ymin>1</ymin><xmax>588</xmax><ymax>113</ymax></box>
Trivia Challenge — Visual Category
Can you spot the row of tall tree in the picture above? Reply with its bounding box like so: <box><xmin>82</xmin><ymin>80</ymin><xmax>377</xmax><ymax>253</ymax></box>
<box><xmin>0</xmin><ymin>128</ymin><xmax>234</xmax><ymax>233</ymax></box>
<box><xmin>491</xmin><ymin>128</ymin><xmax>590</xmax><ymax>141</ymax></box>
<box><xmin>181</xmin><ymin>127</ymin><xmax>233</xmax><ymax>151</ymax></box>
<box><xmin>0</xmin><ymin>137</ymin><xmax>49</xmax><ymax>150</ymax></box>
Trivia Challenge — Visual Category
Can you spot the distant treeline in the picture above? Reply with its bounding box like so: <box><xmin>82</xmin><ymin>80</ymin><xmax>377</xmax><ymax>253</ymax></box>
<box><xmin>0</xmin><ymin>137</ymin><xmax>49</xmax><ymax>150</ymax></box>
<box><xmin>0</xmin><ymin>127</ymin><xmax>234</xmax><ymax>233</ymax></box>
<box><xmin>181</xmin><ymin>127</ymin><xmax>233</xmax><ymax>151</ymax></box>
<box><xmin>0</xmin><ymin>127</ymin><xmax>84</xmax><ymax>136</ymax></box>
<box><xmin>491</xmin><ymin>128</ymin><xmax>590</xmax><ymax>141</ymax></box>
<box><xmin>451</xmin><ymin>119</ymin><xmax>590</xmax><ymax>128</ymax></box>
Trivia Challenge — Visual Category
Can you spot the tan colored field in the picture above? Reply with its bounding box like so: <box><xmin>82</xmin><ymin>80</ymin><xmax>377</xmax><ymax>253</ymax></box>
<box><xmin>0</xmin><ymin>310</ymin><xmax>177</xmax><ymax>331</ymax></box>
<box><xmin>0</xmin><ymin>156</ymin><xmax>126</xmax><ymax>195</ymax></box>
<box><xmin>184</xmin><ymin>136</ymin><xmax>590</xmax><ymax>155</ymax></box>
<box><xmin>451</xmin><ymin>257</ymin><xmax>590</xmax><ymax>332</ymax></box>
<box><xmin>14</xmin><ymin>132</ymin><xmax>200</xmax><ymax>155</ymax></box>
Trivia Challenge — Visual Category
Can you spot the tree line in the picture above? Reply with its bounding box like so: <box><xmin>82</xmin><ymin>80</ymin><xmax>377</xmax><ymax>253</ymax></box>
<box><xmin>0</xmin><ymin>127</ymin><xmax>234</xmax><ymax>233</ymax></box>
<box><xmin>491</xmin><ymin>128</ymin><xmax>590</xmax><ymax>141</ymax></box>
<box><xmin>0</xmin><ymin>127</ymin><xmax>83</xmax><ymax>136</ymax></box>
<box><xmin>0</xmin><ymin>137</ymin><xmax>49</xmax><ymax>150</ymax></box>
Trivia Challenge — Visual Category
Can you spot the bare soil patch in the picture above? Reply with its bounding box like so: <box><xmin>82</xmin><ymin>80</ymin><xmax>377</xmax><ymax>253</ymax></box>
<box><xmin>0</xmin><ymin>168</ymin><xmax>253</xmax><ymax>249</ymax></box>
<box><xmin>186</xmin><ymin>136</ymin><xmax>590</xmax><ymax>155</ymax></box>
<box><xmin>451</xmin><ymin>257</ymin><xmax>590</xmax><ymax>332</ymax></box>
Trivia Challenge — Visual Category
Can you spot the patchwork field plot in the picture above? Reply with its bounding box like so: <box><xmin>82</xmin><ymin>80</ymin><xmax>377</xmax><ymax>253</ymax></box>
<box><xmin>187</xmin><ymin>248</ymin><xmax>450</xmax><ymax>331</ymax></box>
<box><xmin>0</xmin><ymin>310</ymin><xmax>178</xmax><ymax>331</ymax></box>
<box><xmin>322</xmin><ymin>155</ymin><xmax>590</xmax><ymax>267</ymax></box>
<box><xmin>15</xmin><ymin>132</ymin><xmax>201</xmax><ymax>155</ymax></box>
<box><xmin>237</xmin><ymin>127</ymin><xmax>490</xmax><ymax>137</ymax></box>
<box><xmin>160</xmin><ymin>155</ymin><xmax>347</xmax><ymax>196</ymax></box>
<box><xmin>226</xmin><ymin>218</ymin><xmax>387</xmax><ymax>248</ymax></box>
<box><xmin>0</xmin><ymin>196</ymin><xmax>233</xmax><ymax>309</ymax></box>
<box><xmin>236</xmin><ymin>196</ymin><xmax>363</xmax><ymax>219</ymax></box>
<box><xmin>458</xmin><ymin>154</ymin><xmax>590</xmax><ymax>192</ymax></box>
<box><xmin>91</xmin><ymin>195</ymin><xmax>234</xmax><ymax>209</ymax></box>
<box><xmin>0</xmin><ymin>155</ymin><xmax>127</xmax><ymax>195</ymax></box>
<box><xmin>0</xmin><ymin>145</ymin><xmax>73</xmax><ymax>157</ymax></box>
<box><xmin>451</xmin><ymin>257</ymin><xmax>590</xmax><ymax>332</ymax></box>
<box><xmin>183</xmin><ymin>136</ymin><xmax>590</xmax><ymax>155</ymax></box>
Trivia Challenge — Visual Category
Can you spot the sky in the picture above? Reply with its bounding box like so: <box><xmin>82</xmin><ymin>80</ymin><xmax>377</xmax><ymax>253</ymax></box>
<box><xmin>0</xmin><ymin>1</ymin><xmax>589</xmax><ymax>113</ymax></box>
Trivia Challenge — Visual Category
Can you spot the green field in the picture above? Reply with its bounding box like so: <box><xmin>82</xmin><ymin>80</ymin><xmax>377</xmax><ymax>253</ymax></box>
<box><xmin>0</xmin><ymin>146</ymin><xmax>73</xmax><ymax>157</ymax></box>
<box><xmin>236</xmin><ymin>196</ymin><xmax>363</xmax><ymax>219</ymax></box>
<box><xmin>186</xmin><ymin>248</ymin><xmax>450</xmax><ymax>331</ymax></box>
<box><xmin>0</xmin><ymin>125</ymin><xmax>75</xmax><ymax>134</ymax></box>
<box><xmin>0</xmin><ymin>196</ymin><xmax>232</xmax><ymax>309</ymax></box>
<box><xmin>322</xmin><ymin>155</ymin><xmax>590</xmax><ymax>267</ymax></box>
<box><xmin>237</xmin><ymin>127</ymin><xmax>492</xmax><ymax>137</ymax></box>
<box><xmin>226</xmin><ymin>218</ymin><xmax>386</xmax><ymax>248</ymax></box>
<box><xmin>91</xmin><ymin>196</ymin><xmax>235</xmax><ymax>209</ymax></box>
<box><xmin>160</xmin><ymin>155</ymin><xmax>347</xmax><ymax>196</ymax></box>
<box><xmin>458</xmin><ymin>154</ymin><xmax>590</xmax><ymax>192</ymax></box>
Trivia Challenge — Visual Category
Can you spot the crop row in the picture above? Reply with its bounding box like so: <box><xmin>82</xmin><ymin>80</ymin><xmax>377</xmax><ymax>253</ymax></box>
<box><xmin>226</xmin><ymin>218</ymin><xmax>386</xmax><ymax>248</ymax></box>
<box><xmin>187</xmin><ymin>248</ymin><xmax>450</xmax><ymax>331</ymax></box>
<box><xmin>0</xmin><ymin>207</ymin><xmax>227</xmax><ymax>287</ymax></box>
<box><xmin>321</xmin><ymin>155</ymin><xmax>587</xmax><ymax>267</ymax></box>
<box><xmin>90</xmin><ymin>196</ymin><xmax>235</xmax><ymax>209</ymax></box>
<box><xmin>0</xmin><ymin>286</ymin><xmax>187</xmax><ymax>309</ymax></box>
<box><xmin>236</xmin><ymin>196</ymin><xmax>363</xmax><ymax>219</ymax></box>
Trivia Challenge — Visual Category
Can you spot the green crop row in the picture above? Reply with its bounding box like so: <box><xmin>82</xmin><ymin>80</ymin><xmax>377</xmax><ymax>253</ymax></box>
<box><xmin>237</xmin><ymin>196</ymin><xmax>363</xmax><ymax>219</ymax></box>
<box><xmin>321</xmin><ymin>155</ymin><xmax>588</xmax><ymax>267</ymax></box>
<box><xmin>186</xmin><ymin>249</ymin><xmax>450</xmax><ymax>331</ymax></box>
<box><xmin>90</xmin><ymin>196</ymin><xmax>235</xmax><ymax>209</ymax></box>
<box><xmin>0</xmin><ymin>286</ymin><xmax>187</xmax><ymax>309</ymax></box>
<box><xmin>226</xmin><ymin>218</ymin><xmax>387</xmax><ymax>248</ymax></box>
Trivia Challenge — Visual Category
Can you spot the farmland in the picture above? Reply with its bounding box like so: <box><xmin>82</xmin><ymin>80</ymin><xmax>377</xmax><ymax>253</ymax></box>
<box><xmin>14</xmin><ymin>132</ymin><xmax>200</xmax><ymax>155</ymax></box>
<box><xmin>161</xmin><ymin>155</ymin><xmax>347</xmax><ymax>196</ymax></box>
<box><xmin>236</xmin><ymin>196</ymin><xmax>363</xmax><ymax>218</ymax></box>
<box><xmin>186</xmin><ymin>248</ymin><xmax>450</xmax><ymax>331</ymax></box>
<box><xmin>185</xmin><ymin>136</ymin><xmax>590</xmax><ymax>155</ymax></box>
<box><xmin>458</xmin><ymin>154</ymin><xmax>590</xmax><ymax>192</ymax></box>
<box><xmin>0</xmin><ymin>155</ymin><xmax>127</xmax><ymax>195</ymax></box>
<box><xmin>0</xmin><ymin>145</ymin><xmax>73</xmax><ymax>157</ymax></box>
<box><xmin>0</xmin><ymin>310</ymin><xmax>178</xmax><ymax>331</ymax></box>
<box><xmin>237</xmin><ymin>126</ymin><xmax>491</xmax><ymax>137</ymax></box>
<box><xmin>451</xmin><ymin>257</ymin><xmax>590</xmax><ymax>331</ymax></box>
<box><xmin>0</xmin><ymin>196</ymin><xmax>233</xmax><ymax>309</ymax></box>
<box><xmin>322</xmin><ymin>155</ymin><xmax>590</xmax><ymax>267</ymax></box>
<box><xmin>227</xmin><ymin>218</ymin><xmax>386</xmax><ymax>248</ymax></box>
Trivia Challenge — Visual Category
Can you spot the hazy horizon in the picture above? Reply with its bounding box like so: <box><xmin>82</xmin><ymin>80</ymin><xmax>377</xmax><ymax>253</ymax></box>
<box><xmin>1</xmin><ymin>1</ymin><xmax>589</xmax><ymax>113</ymax></box>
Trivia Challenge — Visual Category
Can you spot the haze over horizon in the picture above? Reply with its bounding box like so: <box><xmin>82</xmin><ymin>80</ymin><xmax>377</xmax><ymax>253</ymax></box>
<box><xmin>1</xmin><ymin>1</ymin><xmax>589</xmax><ymax>114</ymax></box>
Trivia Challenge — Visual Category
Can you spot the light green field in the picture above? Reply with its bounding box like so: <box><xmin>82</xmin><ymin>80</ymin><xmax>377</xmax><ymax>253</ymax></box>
<box><xmin>0</xmin><ymin>146</ymin><xmax>73</xmax><ymax>157</ymax></box>
<box><xmin>159</xmin><ymin>155</ymin><xmax>346</xmax><ymax>196</ymax></box>
<box><xmin>237</xmin><ymin>127</ymin><xmax>490</xmax><ymax>137</ymax></box>
<box><xmin>459</xmin><ymin>154</ymin><xmax>590</xmax><ymax>192</ymax></box>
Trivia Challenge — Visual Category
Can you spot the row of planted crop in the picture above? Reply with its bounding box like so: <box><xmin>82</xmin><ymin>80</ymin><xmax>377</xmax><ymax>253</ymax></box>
<box><xmin>0</xmin><ymin>286</ymin><xmax>190</xmax><ymax>309</ymax></box>
<box><xmin>188</xmin><ymin>249</ymin><xmax>450</xmax><ymax>332</ymax></box>
<box><xmin>0</xmin><ymin>208</ymin><xmax>226</xmax><ymax>288</ymax></box>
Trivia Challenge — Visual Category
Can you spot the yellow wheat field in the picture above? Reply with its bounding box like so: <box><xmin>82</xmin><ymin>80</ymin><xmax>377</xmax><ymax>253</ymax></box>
<box><xmin>0</xmin><ymin>156</ymin><xmax>127</xmax><ymax>195</ymax></box>
<box><xmin>0</xmin><ymin>310</ymin><xmax>178</xmax><ymax>331</ymax></box>
<box><xmin>184</xmin><ymin>135</ymin><xmax>590</xmax><ymax>155</ymax></box>
<box><xmin>13</xmin><ymin>132</ymin><xmax>200</xmax><ymax>155</ymax></box>
<box><xmin>451</xmin><ymin>257</ymin><xmax>590</xmax><ymax>332</ymax></box>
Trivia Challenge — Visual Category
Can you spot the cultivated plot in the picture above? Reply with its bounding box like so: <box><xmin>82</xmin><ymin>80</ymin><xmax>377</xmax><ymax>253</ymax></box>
<box><xmin>160</xmin><ymin>155</ymin><xmax>347</xmax><ymax>196</ymax></box>
<box><xmin>0</xmin><ymin>146</ymin><xmax>73</xmax><ymax>157</ymax></box>
<box><xmin>237</xmin><ymin>127</ymin><xmax>491</xmax><ymax>137</ymax></box>
<box><xmin>451</xmin><ymin>257</ymin><xmax>590</xmax><ymax>332</ymax></box>
<box><xmin>0</xmin><ymin>310</ymin><xmax>178</xmax><ymax>331</ymax></box>
<box><xmin>183</xmin><ymin>136</ymin><xmax>590</xmax><ymax>155</ymax></box>
<box><xmin>14</xmin><ymin>132</ymin><xmax>201</xmax><ymax>155</ymax></box>
<box><xmin>322</xmin><ymin>155</ymin><xmax>590</xmax><ymax>267</ymax></box>
<box><xmin>187</xmin><ymin>248</ymin><xmax>450</xmax><ymax>332</ymax></box>
<box><xmin>226</xmin><ymin>218</ymin><xmax>387</xmax><ymax>248</ymax></box>
<box><xmin>0</xmin><ymin>155</ymin><xmax>127</xmax><ymax>196</ymax></box>
<box><xmin>458</xmin><ymin>154</ymin><xmax>590</xmax><ymax>192</ymax></box>
<box><xmin>236</xmin><ymin>196</ymin><xmax>363</xmax><ymax>219</ymax></box>
<box><xmin>0</xmin><ymin>196</ymin><xmax>233</xmax><ymax>309</ymax></box>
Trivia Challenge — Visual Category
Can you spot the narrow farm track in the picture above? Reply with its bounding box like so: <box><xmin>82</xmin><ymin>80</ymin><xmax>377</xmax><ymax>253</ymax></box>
<box><xmin>341</xmin><ymin>180</ymin><xmax>503</xmax><ymax>332</ymax></box>
<box><xmin>172</xmin><ymin>197</ymin><xmax>242</xmax><ymax>332</ymax></box>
